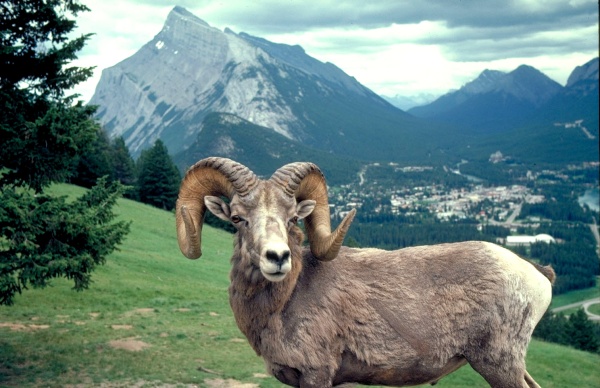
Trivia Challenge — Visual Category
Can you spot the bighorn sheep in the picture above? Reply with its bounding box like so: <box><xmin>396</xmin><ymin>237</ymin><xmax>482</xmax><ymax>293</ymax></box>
<box><xmin>176</xmin><ymin>157</ymin><xmax>555</xmax><ymax>388</ymax></box>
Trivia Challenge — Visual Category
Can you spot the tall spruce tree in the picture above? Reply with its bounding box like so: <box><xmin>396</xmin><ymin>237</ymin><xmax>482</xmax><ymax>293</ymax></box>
<box><xmin>110</xmin><ymin>136</ymin><xmax>137</xmax><ymax>199</ymax></box>
<box><xmin>136</xmin><ymin>140</ymin><xmax>181</xmax><ymax>210</ymax></box>
<box><xmin>71</xmin><ymin>128</ymin><xmax>113</xmax><ymax>188</ymax></box>
<box><xmin>567</xmin><ymin>309</ymin><xmax>600</xmax><ymax>353</ymax></box>
<box><xmin>111</xmin><ymin>136</ymin><xmax>136</xmax><ymax>190</ymax></box>
<box><xmin>0</xmin><ymin>0</ymin><xmax>130</xmax><ymax>305</ymax></box>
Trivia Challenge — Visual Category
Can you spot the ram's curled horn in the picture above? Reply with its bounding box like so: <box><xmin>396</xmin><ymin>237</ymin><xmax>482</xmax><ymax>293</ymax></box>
<box><xmin>270</xmin><ymin>162</ymin><xmax>356</xmax><ymax>261</ymax></box>
<box><xmin>176</xmin><ymin>157</ymin><xmax>259</xmax><ymax>259</ymax></box>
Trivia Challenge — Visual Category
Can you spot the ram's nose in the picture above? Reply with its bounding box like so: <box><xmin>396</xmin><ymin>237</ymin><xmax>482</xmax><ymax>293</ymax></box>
<box><xmin>260</xmin><ymin>242</ymin><xmax>292</xmax><ymax>282</ymax></box>
<box><xmin>266</xmin><ymin>249</ymin><xmax>291</xmax><ymax>268</ymax></box>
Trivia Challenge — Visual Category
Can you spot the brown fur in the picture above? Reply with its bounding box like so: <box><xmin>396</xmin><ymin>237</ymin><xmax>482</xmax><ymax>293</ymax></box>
<box><xmin>227</xmin><ymin>233</ymin><xmax>553</xmax><ymax>388</ymax></box>
<box><xmin>182</xmin><ymin>158</ymin><xmax>554</xmax><ymax>388</ymax></box>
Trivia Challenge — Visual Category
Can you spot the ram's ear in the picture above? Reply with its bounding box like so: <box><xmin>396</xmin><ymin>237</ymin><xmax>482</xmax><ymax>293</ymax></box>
<box><xmin>204</xmin><ymin>196</ymin><xmax>231</xmax><ymax>221</ymax></box>
<box><xmin>296</xmin><ymin>199</ymin><xmax>316</xmax><ymax>220</ymax></box>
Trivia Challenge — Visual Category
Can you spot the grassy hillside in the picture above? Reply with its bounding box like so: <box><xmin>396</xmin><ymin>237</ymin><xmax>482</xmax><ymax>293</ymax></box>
<box><xmin>1</xmin><ymin>184</ymin><xmax>599</xmax><ymax>387</ymax></box>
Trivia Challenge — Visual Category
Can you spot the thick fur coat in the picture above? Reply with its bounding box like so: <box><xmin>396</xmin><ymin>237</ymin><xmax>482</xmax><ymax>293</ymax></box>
<box><xmin>229</xmin><ymin>235</ymin><xmax>553</xmax><ymax>387</ymax></box>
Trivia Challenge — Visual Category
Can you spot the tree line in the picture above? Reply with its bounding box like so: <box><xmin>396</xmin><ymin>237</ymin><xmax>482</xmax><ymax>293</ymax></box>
<box><xmin>344</xmin><ymin>215</ymin><xmax>598</xmax><ymax>295</ymax></box>
<box><xmin>513</xmin><ymin>222</ymin><xmax>599</xmax><ymax>295</ymax></box>
<box><xmin>346</xmin><ymin>220</ymin><xmax>509</xmax><ymax>251</ymax></box>
<box><xmin>519</xmin><ymin>200</ymin><xmax>592</xmax><ymax>223</ymax></box>
<box><xmin>70</xmin><ymin>132</ymin><xmax>181</xmax><ymax>211</ymax></box>
<box><xmin>534</xmin><ymin>309</ymin><xmax>600</xmax><ymax>354</ymax></box>
<box><xmin>68</xmin><ymin>132</ymin><xmax>234</xmax><ymax>232</ymax></box>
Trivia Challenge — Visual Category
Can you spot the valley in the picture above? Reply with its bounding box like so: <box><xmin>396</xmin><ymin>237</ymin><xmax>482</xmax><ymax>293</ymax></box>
<box><xmin>330</xmin><ymin>160</ymin><xmax>598</xmax><ymax>229</ymax></box>
<box><xmin>2</xmin><ymin>3</ymin><xmax>598</xmax><ymax>387</ymax></box>
<box><xmin>90</xmin><ymin>7</ymin><xmax>599</xmax><ymax>172</ymax></box>
<box><xmin>327</xmin><ymin>158</ymin><xmax>599</xmax><ymax>298</ymax></box>
<box><xmin>84</xmin><ymin>3</ymin><xmax>599</xmax><ymax>346</ymax></box>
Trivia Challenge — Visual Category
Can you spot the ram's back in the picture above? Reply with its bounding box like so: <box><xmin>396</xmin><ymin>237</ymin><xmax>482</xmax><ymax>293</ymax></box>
<box><xmin>283</xmin><ymin>241</ymin><xmax>552</xmax><ymax>369</ymax></box>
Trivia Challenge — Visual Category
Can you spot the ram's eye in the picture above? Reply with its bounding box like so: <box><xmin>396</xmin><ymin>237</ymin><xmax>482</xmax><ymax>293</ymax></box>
<box><xmin>289</xmin><ymin>216</ymin><xmax>299</xmax><ymax>225</ymax></box>
<box><xmin>231</xmin><ymin>215</ymin><xmax>243</xmax><ymax>224</ymax></box>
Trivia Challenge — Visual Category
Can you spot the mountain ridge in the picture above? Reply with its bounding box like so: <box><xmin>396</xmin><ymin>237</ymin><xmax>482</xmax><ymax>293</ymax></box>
<box><xmin>90</xmin><ymin>6</ymin><xmax>456</xmax><ymax>167</ymax></box>
<box><xmin>408</xmin><ymin>62</ymin><xmax>577</xmax><ymax>135</ymax></box>
<box><xmin>89</xmin><ymin>6</ymin><xmax>598</xmax><ymax>172</ymax></box>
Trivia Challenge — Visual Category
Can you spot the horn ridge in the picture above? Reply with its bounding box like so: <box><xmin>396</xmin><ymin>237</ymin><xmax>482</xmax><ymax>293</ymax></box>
<box><xmin>270</xmin><ymin>162</ymin><xmax>321</xmax><ymax>197</ymax></box>
<box><xmin>176</xmin><ymin>157</ymin><xmax>258</xmax><ymax>259</ymax></box>
<box><xmin>270</xmin><ymin>162</ymin><xmax>354</xmax><ymax>262</ymax></box>
<box><xmin>191</xmin><ymin>157</ymin><xmax>259</xmax><ymax>197</ymax></box>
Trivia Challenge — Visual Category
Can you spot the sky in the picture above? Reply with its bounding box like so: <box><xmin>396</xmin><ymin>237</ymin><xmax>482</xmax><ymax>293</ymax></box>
<box><xmin>69</xmin><ymin>0</ymin><xmax>599</xmax><ymax>103</ymax></box>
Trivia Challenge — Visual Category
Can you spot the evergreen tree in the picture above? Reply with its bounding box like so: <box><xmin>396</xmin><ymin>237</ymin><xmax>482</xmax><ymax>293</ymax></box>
<box><xmin>567</xmin><ymin>309</ymin><xmax>600</xmax><ymax>353</ymax></box>
<box><xmin>1</xmin><ymin>0</ymin><xmax>94</xmax><ymax>191</ymax></box>
<box><xmin>136</xmin><ymin>140</ymin><xmax>181</xmax><ymax>210</ymax></box>
<box><xmin>111</xmin><ymin>136</ymin><xmax>136</xmax><ymax>188</ymax></box>
<box><xmin>533</xmin><ymin>311</ymin><xmax>569</xmax><ymax>345</ymax></box>
<box><xmin>0</xmin><ymin>0</ymin><xmax>130</xmax><ymax>305</ymax></box>
<box><xmin>71</xmin><ymin>128</ymin><xmax>113</xmax><ymax>188</ymax></box>
<box><xmin>534</xmin><ymin>309</ymin><xmax>600</xmax><ymax>354</ymax></box>
<box><xmin>110</xmin><ymin>136</ymin><xmax>136</xmax><ymax>199</ymax></box>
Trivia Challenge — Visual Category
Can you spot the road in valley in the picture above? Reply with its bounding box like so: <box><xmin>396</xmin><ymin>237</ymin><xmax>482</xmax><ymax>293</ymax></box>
<box><xmin>551</xmin><ymin>297</ymin><xmax>600</xmax><ymax>321</ymax></box>
<box><xmin>590</xmin><ymin>217</ymin><xmax>600</xmax><ymax>257</ymax></box>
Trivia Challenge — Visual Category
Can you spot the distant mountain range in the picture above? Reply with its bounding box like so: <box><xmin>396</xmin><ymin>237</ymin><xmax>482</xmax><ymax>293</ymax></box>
<box><xmin>90</xmin><ymin>6</ymin><xmax>598</xmax><ymax>175</ymax></box>
<box><xmin>382</xmin><ymin>93</ymin><xmax>439</xmax><ymax>110</ymax></box>
<box><xmin>409</xmin><ymin>58</ymin><xmax>598</xmax><ymax>164</ymax></box>
<box><xmin>408</xmin><ymin>65</ymin><xmax>564</xmax><ymax>133</ymax></box>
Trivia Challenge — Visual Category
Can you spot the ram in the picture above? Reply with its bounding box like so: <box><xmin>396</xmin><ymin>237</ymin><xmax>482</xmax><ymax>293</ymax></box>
<box><xmin>176</xmin><ymin>157</ymin><xmax>554</xmax><ymax>388</ymax></box>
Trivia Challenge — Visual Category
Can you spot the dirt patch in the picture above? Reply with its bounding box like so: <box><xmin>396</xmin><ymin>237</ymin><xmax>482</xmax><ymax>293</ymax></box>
<box><xmin>108</xmin><ymin>338</ymin><xmax>150</xmax><ymax>352</ymax></box>
<box><xmin>253</xmin><ymin>373</ymin><xmax>270</xmax><ymax>378</ymax></box>
<box><xmin>66</xmin><ymin>379</ymin><xmax>198</xmax><ymax>387</ymax></box>
<box><xmin>174</xmin><ymin>308</ymin><xmax>191</xmax><ymax>312</ymax></box>
<box><xmin>229</xmin><ymin>338</ymin><xmax>246</xmax><ymax>343</ymax></box>
<box><xmin>209</xmin><ymin>312</ymin><xmax>219</xmax><ymax>316</ymax></box>
<box><xmin>0</xmin><ymin>322</ymin><xmax>50</xmax><ymax>332</ymax></box>
<box><xmin>204</xmin><ymin>378</ymin><xmax>258</xmax><ymax>388</ymax></box>
<box><xmin>111</xmin><ymin>325</ymin><xmax>133</xmax><ymax>330</ymax></box>
<box><xmin>121</xmin><ymin>308</ymin><xmax>155</xmax><ymax>318</ymax></box>
<box><xmin>134</xmin><ymin>308</ymin><xmax>155</xmax><ymax>314</ymax></box>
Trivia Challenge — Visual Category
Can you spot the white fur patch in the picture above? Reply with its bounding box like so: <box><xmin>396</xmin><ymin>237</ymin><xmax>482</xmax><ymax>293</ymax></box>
<box><xmin>484</xmin><ymin>242</ymin><xmax>553</xmax><ymax>323</ymax></box>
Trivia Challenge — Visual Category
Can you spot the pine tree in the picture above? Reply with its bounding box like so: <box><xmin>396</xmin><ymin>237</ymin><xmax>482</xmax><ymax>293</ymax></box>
<box><xmin>110</xmin><ymin>136</ymin><xmax>137</xmax><ymax>199</ymax></box>
<box><xmin>72</xmin><ymin>128</ymin><xmax>113</xmax><ymax>188</ymax></box>
<box><xmin>567</xmin><ymin>309</ymin><xmax>600</xmax><ymax>353</ymax></box>
<box><xmin>0</xmin><ymin>0</ymin><xmax>130</xmax><ymax>305</ymax></box>
<box><xmin>136</xmin><ymin>140</ymin><xmax>181</xmax><ymax>210</ymax></box>
<box><xmin>111</xmin><ymin>136</ymin><xmax>136</xmax><ymax>188</ymax></box>
<box><xmin>1</xmin><ymin>0</ymin><xmax>95</xmax><ymax>191</ymax></box>
<box><xmin>533</xmin><ymin>311</ymin><xmax>569</xmax><ymax>345</ymax></box>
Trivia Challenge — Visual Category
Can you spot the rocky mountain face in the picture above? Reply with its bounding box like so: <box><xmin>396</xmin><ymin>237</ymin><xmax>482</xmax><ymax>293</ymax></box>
<box><xmin>91</xmin><ymin>6</ymin><xmax>303</xmax><ymax>156</ymax></box>
<box><xmin>172</xmin><ymin>112</ymin><xmax>362</xmax><ymax>185</ymax></box>
<box><xmin>90</xmin><ymin>6</ymin><xmax>597</xmax><ymax>170</ymax></box>
<box><xmin>90</xmin><ymin>6</ymin><xmax>440</xmax><ymax>165</ymax></box>
<box><xmin>567</xmin><ymin>57</ymin><xmax>599</xmax><ymax>88</ymax></box>
<box><xmin>456</xmin><ymin>57</ymin><xmax>599</xmax><ymax>164</ymax></box>
<box><xmin>408</xmin><ymin>66</ymin><xmax>564</xmax><ymax>133</ymax></box>
<box><xmin>535</xmin><ymin>57</ymin><xmax>599</xmax><ymax>126</ymax></box>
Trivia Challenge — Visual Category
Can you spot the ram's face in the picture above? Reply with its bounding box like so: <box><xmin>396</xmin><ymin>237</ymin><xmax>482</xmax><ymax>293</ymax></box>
<box><xmin>205</xmin><ymin>182</ymin><xmax>315</xmax><ymax>282</ymax></box>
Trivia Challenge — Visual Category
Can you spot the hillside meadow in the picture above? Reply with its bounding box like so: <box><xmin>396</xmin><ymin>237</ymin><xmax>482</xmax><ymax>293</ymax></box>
<box><xmin>1</xmin><ymin>184</ymin><xmax>599</xmax><ymax>387</ymax></box>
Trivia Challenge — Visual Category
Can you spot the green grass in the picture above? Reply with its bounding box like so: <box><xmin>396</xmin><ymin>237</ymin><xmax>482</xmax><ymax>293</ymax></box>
<box><xmin>551</xmin><ymin>281</ymin><xmax>600</xmax><ymax>309</ymax></box>
<box><xmin>1</xmin><ymin>184</ymin><xmax>599</xmax><ymax>387</ymax></box>
<box><xmin>589</xmin><ymin>303</ymin><xmax>600</xmax><ymax>316</ymax></box>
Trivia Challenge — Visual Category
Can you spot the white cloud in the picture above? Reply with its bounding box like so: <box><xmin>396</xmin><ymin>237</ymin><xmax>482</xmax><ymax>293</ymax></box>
<box><xmin>68</xmin><ymin>1</ymin><xmax>599</xmax><ymax>103</ymax></box>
